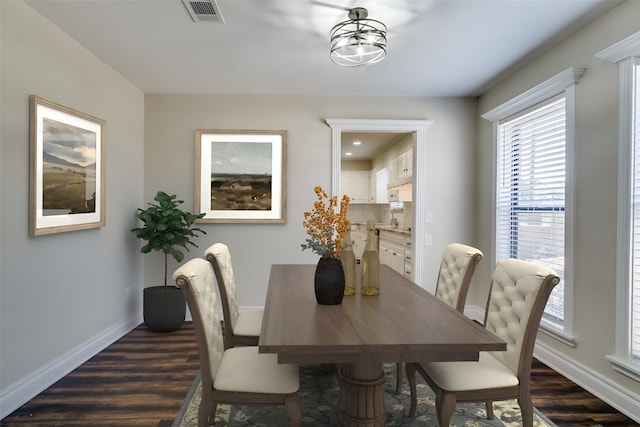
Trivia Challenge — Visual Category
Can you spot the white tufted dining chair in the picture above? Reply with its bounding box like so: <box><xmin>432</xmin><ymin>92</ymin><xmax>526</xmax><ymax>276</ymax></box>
<box><xmin>434</xmin><ymin>243</ymin><xmax>484</xmax><ymax>312</ymax></box>
<box><xmin>406</xmin><ymin>258</ymin><xmax>560</xmax><ymax>427</ymax></box>
<box><xmin>204</xmin><ymin>243</ymin><xmax>264</xmax><ymax>349</ymax></box>
<box><xmin>173</xmin><ymin>258</ymin><xmax>301</xmax><ymax>427</ymax></box>
<box><xmin>395</xmin><ymin>243</ymin><xmax>483</xmax><ymax>393</ymax></box>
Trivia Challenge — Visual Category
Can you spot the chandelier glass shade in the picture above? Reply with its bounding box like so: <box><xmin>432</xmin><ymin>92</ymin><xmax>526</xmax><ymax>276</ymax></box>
<box><xmin>330</xmin><ymin>7</ymin><xmax>387</xmax><ymax>67</ymax></box>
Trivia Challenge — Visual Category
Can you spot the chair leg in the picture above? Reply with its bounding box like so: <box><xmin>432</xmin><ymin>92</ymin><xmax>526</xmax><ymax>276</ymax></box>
<box><xmin>209</xmin><ymin>402</ymin><xmax>217</xmax><ymax>426</ymax></box>
<box><xmin>406</xmin><ymin>363</ymin><xmax>418</xmax><ymax>416</ymax></box>
<box><xmin>518</xmin><ymin>395</ymin><xmax>534</xmax><ymax>427</ymax></box>
<box><xmin>435</xmin><ymin>391</ymin><xmax>456</xmax><ymax>427</ymax></box>
<box><xmin>285</xmin><ymin>394</ymin><xmax>302</xmax><ymax>427</ymax></box>
<box><xmin>198</xmin><ymin>398</ymin><xmax>214</xmax><ymax>427</ymax></box>
<box><xmin>485</xmin><ymin>400</ymin><xmax>494</xmax><ymax>419</ymax></box>
<box><xmin>395</xmin><ymin>362</ymin><xmax>403</xmax><ymax>394</ymax></box>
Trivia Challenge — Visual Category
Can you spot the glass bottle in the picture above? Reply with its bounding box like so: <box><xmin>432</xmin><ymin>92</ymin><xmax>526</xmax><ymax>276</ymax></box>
<box><xmin>340</xmin><ymin>229</ymin><xmax>357</xmax><ymax>296</ymax></box>
<box><xmin>361</xmin><ymin>220</ymin><xmax>380</xmax><ymax>296</ymax></box>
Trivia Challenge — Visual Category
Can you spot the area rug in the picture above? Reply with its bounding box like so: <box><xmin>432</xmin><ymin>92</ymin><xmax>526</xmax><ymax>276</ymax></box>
<box><xmin>173</xmin><ymin>364</ymin><xmax>557</xmax><ymax>426</ymax></box>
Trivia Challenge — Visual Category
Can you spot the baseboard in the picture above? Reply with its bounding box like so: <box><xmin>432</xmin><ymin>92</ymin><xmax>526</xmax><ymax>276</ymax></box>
<box><xmin>3</xmin><ymin>305</ymin><xmax>259</xmax><ymax>419</ymax></box>
<box><xmin>534</xmin><ymin>341</ymin><xmax>640</xmax><ymax>423</ymax></box>
<box><xmin>0</xmin><ymin>314</ymin><xmax>142</xmax><ymax>419</ymax></box>
<box><xmin>464</xmin><ymin>304</ymin><xmax>640</xmax><ymax>423</ymax></box>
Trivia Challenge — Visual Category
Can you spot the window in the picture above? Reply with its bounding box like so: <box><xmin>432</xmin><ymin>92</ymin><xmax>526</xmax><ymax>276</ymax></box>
<box><xmin>483</xmin><ymin>68</ymin><xmax>584</xmax><ymax>343</ymax></box>
<box><xmin>599</xmin><ymin>30</ymin><xmax>640</xmax><ymax>380</ymax></box>
<box><xmin>630</xmin><ymin>58</ymin><xmax>640</xmax><ymax>363</ymax></box>
<box><xmin>496</xmin><ymin>95</ymin><xmax>567</xmax><ymax>322</ymax></box>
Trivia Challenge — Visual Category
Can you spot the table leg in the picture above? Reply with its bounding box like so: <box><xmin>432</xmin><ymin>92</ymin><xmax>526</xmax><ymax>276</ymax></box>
<box><xmin>337</xmin><ymin>363</ymin><xmax>386</xmax><ymax>427</ymax></box>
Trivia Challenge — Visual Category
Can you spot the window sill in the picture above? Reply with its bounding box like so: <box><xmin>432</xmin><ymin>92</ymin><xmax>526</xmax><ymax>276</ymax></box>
<box><xmin>606</xmin><ymin>355</ymin><xmax>640</xmax><ymax>383</ymax></box>
<box><xmin>539</xmin><ymin>320</ymin><xmax>577</xmax><ymax>348</ymax></box>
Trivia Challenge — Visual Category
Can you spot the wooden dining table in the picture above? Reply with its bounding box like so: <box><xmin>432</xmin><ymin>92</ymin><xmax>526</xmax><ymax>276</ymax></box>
<box><xmin>259</xmin><ymin>264</ymin><xmax>506</xmax><ymax>427</ymax></box>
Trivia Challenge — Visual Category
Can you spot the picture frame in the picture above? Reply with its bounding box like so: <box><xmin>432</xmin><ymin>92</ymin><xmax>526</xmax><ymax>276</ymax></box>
<box><xmin>29</xmin><ymin>95</ymin><xmax>106</xmax><ymax>236</ymax></box>
<box><xmin>195</xmin><ymin>129</ymin><xmax>286</xmax><ymax>223</ymax></box>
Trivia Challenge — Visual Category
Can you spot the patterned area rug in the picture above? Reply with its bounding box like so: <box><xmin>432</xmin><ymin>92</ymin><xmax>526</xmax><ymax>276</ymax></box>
<box><xmin>173</xmin><ymin>364</ymin><xmax>557</xmax><ymax>426</ymax></box>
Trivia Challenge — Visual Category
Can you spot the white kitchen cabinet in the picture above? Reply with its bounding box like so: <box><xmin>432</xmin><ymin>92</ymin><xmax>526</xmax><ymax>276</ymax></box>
<box><xmin>378</xmin><ymin>230</ymin><xmax>405</xmax><ymax>276</ymax></box>
<box><xmin>387</xmin><ymin>149</ymin><xmax>412</xmax><ymax>187</ymax></box>
<box><xmin>368</xmin><ymin>171</ymin><xmax>376</xmax><ymax>203</ymax></box>
<box><xmin>350</xmin><ymin>224</ymin><xmax>367</xmax><ymax>260</ymax></box>
<box><xmin>403</xmin><ymin>235</ymin><xmax>413</xmax><ymax>280</ymax></box>
<box><xmin>368</xmin><ymin>167</ymin><xmax>389</xmax><ymax>203</ymax></box>
<box><xmin>405</xmin><ymin>149</ymin><xmax>413</xmax><ymax>180</ymax></box>
<box><xmin>341</xmin><ymin>171</ymin><xmax>369</xmax><ymax>203</ymax></box>
<box><xmin>375</xmin><ymin>167</ymin><xmax>389</xmax><ymax>203</ymax></box>
<box><xmin>397</xmin><ymin>151</ymin><xmax>409</xmax><ymax>181</ymax></box>
<box><xmin>387</xmin><ymin>156</ymin><xmax>399</xmax><ymax>187</ymax></box>
<box><xmin>379</xmin><ymin>242</ymin><xmax>404</xmax><ymax>276</ymax></box>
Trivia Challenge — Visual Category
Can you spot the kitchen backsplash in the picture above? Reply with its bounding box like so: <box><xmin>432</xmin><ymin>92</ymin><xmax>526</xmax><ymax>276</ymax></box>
<box><xmin>348</xmin><ymin>203</ymin><xmax>413</xmax><ymax>230</ymax></box>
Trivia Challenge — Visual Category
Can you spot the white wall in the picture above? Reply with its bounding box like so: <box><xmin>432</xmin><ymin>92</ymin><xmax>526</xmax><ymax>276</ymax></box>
<box><xmin>475</xmin><ymin>0</ymin><xmax>640</xmax><ymax>420</ymax></box>
<box><xmin>144</xmin><ymin>94</ymin><xmax>478</xmax><ymax>307</ymax></box>
<box><xmin>0</xmin><ymin>1</ymin><xmax>145</xmax><ymax>417</ymax></box>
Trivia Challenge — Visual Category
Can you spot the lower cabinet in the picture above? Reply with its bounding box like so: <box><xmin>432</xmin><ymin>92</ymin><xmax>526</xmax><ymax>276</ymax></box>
<box><xmin>403</xmin><ymin>237</ymin><xmax>413</xmax><ymax>280</ymax></box>
<box><xmin>380</xmin><ymin>243</ymin><xmax>404</xmax><ymax>275</ymax></box>
<box><xmin>378</xmin><ymin>230</ymin><xmax>405</xmax><ymax>276</ymax></box>
<box><xmin>351</xmin><ymin>224</ymin><xmax>367</xmax><ymax>260</ymax></box>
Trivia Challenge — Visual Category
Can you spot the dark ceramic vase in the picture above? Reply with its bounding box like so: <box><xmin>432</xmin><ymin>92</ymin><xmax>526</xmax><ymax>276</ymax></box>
<box><xmin>143</xmin><ymin>285</ymin><xmax>186</xmax><ymax>332</ymax></box>
<box><xmin>314</xmin><ymin>257</ymin><xmax>345</xmax><ymax>305</ymax></box>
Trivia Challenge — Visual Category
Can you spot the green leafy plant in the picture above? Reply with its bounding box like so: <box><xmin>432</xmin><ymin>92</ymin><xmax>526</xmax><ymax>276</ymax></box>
<box><xmin>131</xmin><ymin>191</ymin><xmax>206</xmax><ymax>288</ymax></box>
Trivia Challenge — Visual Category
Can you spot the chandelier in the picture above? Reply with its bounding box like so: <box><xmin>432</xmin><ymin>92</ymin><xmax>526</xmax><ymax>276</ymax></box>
<box><xmin>330</xmin><ymin>7</ymin><xmax>387</xmax><ymax>67</ymax></box>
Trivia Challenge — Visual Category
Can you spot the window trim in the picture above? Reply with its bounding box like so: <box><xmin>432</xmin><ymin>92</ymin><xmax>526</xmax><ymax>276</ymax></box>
<box><xmin>597</xmin><ymin>31</ymin><xmax>640</xmax><ymax>382</ymax></box>
<box><xmin>482</xmin><ymin>67</ymin><xmax>584</xmax><ymax>344</ymax></box>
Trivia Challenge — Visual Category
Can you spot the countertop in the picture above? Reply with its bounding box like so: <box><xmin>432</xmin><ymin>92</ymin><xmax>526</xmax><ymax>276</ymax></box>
<box><xmin>375</xmin><ymin>224</ymin><xmax>412</xmax><ymax>236</ymax></box>
<box><xmin>350</xmin><ymin>222</ymin><xmax>412</xmax><ymax>236</ymax></box>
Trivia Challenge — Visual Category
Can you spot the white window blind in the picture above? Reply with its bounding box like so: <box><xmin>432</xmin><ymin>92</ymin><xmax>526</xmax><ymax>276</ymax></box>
<box><xmin>496</xmin><ymin>95</ymin><xmax>566</xmax><ymax>322</ymax></box>
<box><xmin>631</xmin><ymin>59</ymin><xmax>640</xmax><ymax>360</ymax></box>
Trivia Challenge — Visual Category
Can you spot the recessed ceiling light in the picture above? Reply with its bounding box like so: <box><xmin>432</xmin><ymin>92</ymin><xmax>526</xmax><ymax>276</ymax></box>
<box><xmin>345</xmin><ymin>152</ymin><xmax>353</xmax><ymax>156</ymax></box>
<box><xmin>353</xmin><ymin>141</ymin><xmax>362</xmax><ymax>145</ymax></box>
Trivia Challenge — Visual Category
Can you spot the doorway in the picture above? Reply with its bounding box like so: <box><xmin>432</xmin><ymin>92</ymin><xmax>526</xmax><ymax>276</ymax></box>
<box><xmin>325</xmin><ymin>118</ymin><xmax>433</xmax><ymax>289</ymax></box>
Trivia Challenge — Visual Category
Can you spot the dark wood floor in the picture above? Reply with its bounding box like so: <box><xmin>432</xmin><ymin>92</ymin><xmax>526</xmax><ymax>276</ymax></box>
<box><xmin>2</xmin><ymin>322</ymin><xmax>638</xmax><ymax>426</ymax></box>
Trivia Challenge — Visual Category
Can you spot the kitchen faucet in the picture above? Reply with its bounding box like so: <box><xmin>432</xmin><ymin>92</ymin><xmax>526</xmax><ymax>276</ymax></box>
<box><xmin>384</xmin><ymin>208</ymin><xmax>402</xmax><ymax>228</ymax></box>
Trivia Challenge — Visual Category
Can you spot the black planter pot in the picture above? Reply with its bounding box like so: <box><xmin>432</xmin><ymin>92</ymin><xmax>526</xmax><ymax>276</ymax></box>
<box><xmin>314</xmin><ymin>257</ymin><xmax>345</xmax><ymax>305</ymax></box>
<box><xmin>143</xmin><ymin>285</ymin><xmax>186</xmax><ymax>332</ymax></box>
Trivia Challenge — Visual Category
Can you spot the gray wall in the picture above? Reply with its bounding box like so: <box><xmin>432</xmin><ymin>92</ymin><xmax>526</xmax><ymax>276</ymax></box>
<box><xmin>144</xmin><ymin>94</ymin><xmax>478</xmax><ymax>306</ymax></box>
<box><xmin>475</xmin><ymin>0</ymin><xmax>640</xmax><ymax>417</ymax></box>
<box><xmin>1</xmin><ymin>1</ymin><xmax>145</xmax><ymax>414</ymax></box>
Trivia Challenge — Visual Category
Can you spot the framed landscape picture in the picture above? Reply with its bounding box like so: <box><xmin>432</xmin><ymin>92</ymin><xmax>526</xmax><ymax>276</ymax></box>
<box><xmin>29</xmin><ymin>96</ymin><xmax>106</xmax><ymax>236</ymax></box>
<box><xmin>195</xmin><ymin>129</ymin><xmax>286</xmax><ymax>223</ymax></box>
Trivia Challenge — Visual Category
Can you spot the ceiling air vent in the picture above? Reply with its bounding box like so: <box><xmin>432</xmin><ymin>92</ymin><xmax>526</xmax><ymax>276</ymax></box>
<box><xmin>182</xmin><ymin>0</ymin><xmax>225</xmax><ymax>23</ymax></box>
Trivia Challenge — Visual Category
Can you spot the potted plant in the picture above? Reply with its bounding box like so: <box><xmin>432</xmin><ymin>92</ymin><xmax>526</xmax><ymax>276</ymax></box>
<box><xmin>131</xmin><ymin>191</ymin><xmax>206</xmax><ymax>332</ymax></box>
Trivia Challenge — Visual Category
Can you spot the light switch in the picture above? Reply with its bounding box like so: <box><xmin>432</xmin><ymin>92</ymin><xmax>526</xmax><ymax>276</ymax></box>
<box><xmin>425</xmin><ymin>233</ymin><xmax>432</xmax><ymax>246</ymax></box>
<box><xmin>425</xmin><ymin>211</ymin><xmax>433</xmax><ymax>224</ymax></box>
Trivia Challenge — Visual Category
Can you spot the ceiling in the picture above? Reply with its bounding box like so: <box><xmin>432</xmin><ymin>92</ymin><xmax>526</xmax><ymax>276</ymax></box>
<box><xmin>24</xmin><ymin>0</ymin><xmax>621</xmax><ymax>161</ymax></box>
<box><xmin>25</xmin><ymin>0</ymin><xmax>621</xmax><ymax>98</ymax></box>
<box><xmin>342</xmin><ymin>132</ymin><xmax>406</xmax><ymax>160</ymax></box>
